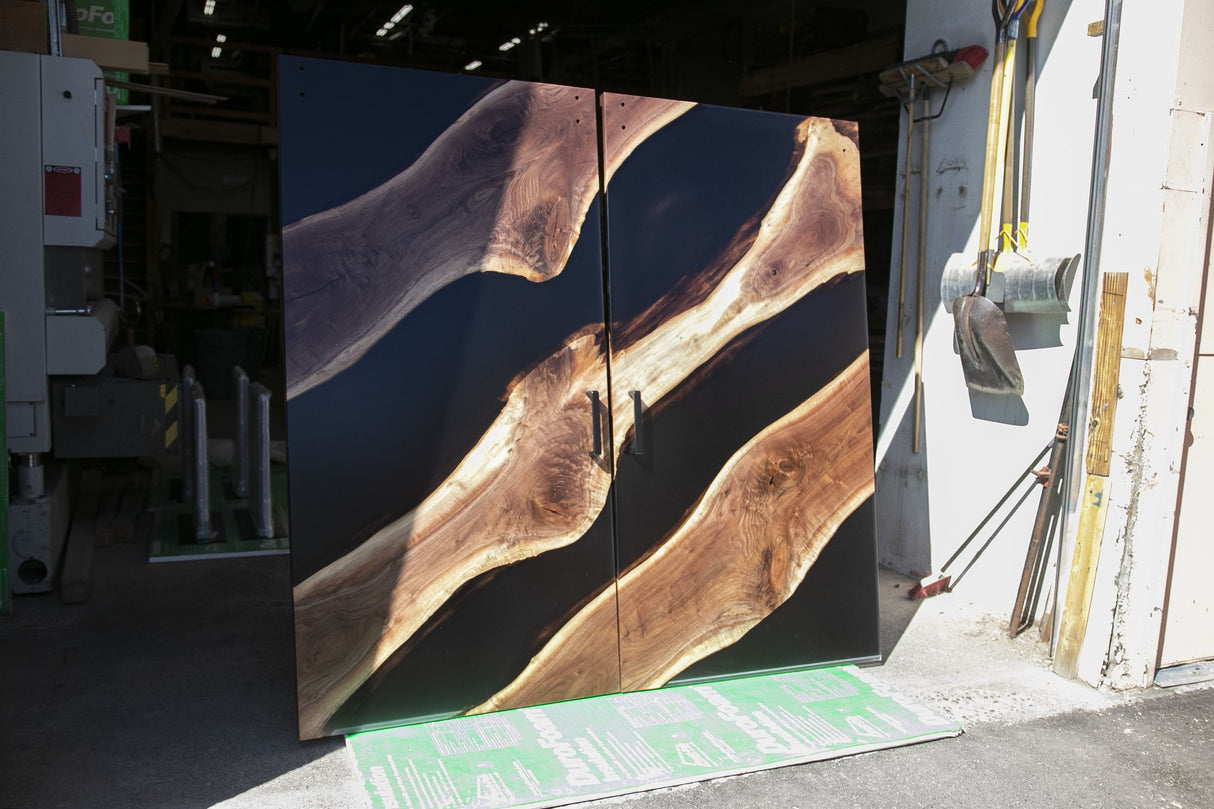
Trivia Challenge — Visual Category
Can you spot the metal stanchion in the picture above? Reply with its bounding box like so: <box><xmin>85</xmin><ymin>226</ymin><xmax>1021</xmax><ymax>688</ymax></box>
<box><xmin>191</xmin><ymin>382</ymin><xmax>216</xmax><ymax>543</ymax></box>
<box><xmin>180</xmin><ymin>365</ymin><xmax>196</xmax><ymax>503</ymax></box>
<box><xmin>233</xmin><ymin>366</ymin><xmax>250</xmax><ymax>497</ymax></box>
<box><xmin>249</xmin><ymin>383</ymin><xmax>274</xmax><ymax>538</ymax></box>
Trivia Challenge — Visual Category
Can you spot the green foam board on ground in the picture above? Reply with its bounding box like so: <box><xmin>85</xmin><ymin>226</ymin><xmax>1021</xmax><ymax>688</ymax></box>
<box><xmin>347</xmin><ymin>664</ymin><xmax>961</xmax><ymax>809</ymax></box>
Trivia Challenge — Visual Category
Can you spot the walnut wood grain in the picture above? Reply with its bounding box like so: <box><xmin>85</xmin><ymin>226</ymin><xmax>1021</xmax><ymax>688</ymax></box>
<box><xmin>605</xmin><ymin>118</ymin><xmax>865</xmax><ymax>450</ymax></box>
<box><xmin>283</xmin><ymin>83</ymin><xmax>693</xmax><ymax>399</ymax></box>
<box><xmin>293</xmin><ymin>328</ymin><xmax>614</xmax><ymax>738</ymax></box>
<box><xmin>292</xmin><ymin>116</ymin><xmax>864</xmax><ymax>739</ymax></box>
<box><xmin>472</xmin><ymin>353</ymin><xmax>874</xmax><ymax>713</ymax></box>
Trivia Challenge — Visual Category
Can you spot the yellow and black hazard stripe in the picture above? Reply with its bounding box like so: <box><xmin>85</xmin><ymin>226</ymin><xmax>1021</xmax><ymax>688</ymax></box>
<box><xmin>161</xmin><ymin>383</ymin><xmax>179</xmax><ymax>450</ymax></box>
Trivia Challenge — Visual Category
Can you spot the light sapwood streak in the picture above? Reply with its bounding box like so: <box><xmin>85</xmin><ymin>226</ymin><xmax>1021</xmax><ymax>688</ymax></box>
<box><xmin>284</xmin><ymin>83</ymin><xmax>693</xmax><ymax>399</ymax></box>
<box><xmin>292</xmin><ymin>117</ymin><xmax>864</xmax><ymax>739</ymax></box>
<box><xmin>473</xmin><ymin>353</ymin><xmax>874</xmax><ymax>713</ymax></box>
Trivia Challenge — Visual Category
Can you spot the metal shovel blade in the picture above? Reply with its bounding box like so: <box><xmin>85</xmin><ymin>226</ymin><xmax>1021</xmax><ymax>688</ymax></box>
<box><xmin>952</xmin><ymin>294</ymin><xmax>1025</xmax><ymax>395</ymax></box>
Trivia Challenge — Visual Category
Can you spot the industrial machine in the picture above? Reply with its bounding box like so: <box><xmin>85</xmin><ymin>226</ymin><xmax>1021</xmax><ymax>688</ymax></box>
<box><xmin>1</xmin><ymin>49</ymin><xmax>120</xmax><ymax>593</ymax></box>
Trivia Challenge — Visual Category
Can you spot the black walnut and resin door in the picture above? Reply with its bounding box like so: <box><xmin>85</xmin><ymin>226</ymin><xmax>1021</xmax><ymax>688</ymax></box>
<box><xmin>279</xmin><ymin>57</ymin><xmax>625</xmax><ymax>739</ymax></box>
<box><xmin>604</xmin><ymin>96</ymin><xmax>880</xmax><ymax>690</ymax></box>
<box><xmin>467</xmin><ymin>97</ymin><xmax>882</xmax><ymax>705</ymax></box>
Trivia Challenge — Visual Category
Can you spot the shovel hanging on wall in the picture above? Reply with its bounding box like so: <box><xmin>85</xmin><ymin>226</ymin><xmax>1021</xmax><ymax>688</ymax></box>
<box><xmin>951</xmin><ymin>0</ymin><xmax>1028</xmax><ymax>395</ymax></box>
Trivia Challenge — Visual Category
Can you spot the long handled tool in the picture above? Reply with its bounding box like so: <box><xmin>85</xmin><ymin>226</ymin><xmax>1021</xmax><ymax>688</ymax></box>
<box><xmin>949</xmin><ymin>0</ymin><xmax>1027</xmax><ymax>395</ymax></box>
<box><xmin>1016</xmin><ymin>0</ymin><xmax>1046</xmax><ymax>253</ymax></box>
<box><xmin>908</xmin><ymin>439</ymin><xmax>1054</xmax><ymax>599</ymax></box>
<box><xmin>1002</xmin><ymin>0</ymin><xmax>1080</xmax><ymax>312</ymax></box>
<box><xmin>1007</xmin><ymin>0</ymin><xmax>1081</xmax><ymax>312</ymax></box>
<box><xmin>941</xmin><ymin>0</ymin><xmax>1080</xmax><ymax>318</ymax></box>
<box><xmin>996</xmin><ymin>24</ymin><xmax>1022</xmax><ymax>273</ymax></box>
<box><xmin>912</xmin><ymin>83</ymin><xmax>930</xmax><ymax>453</ymax></box>
<box><xmin>1009</xmin><ymin>370</ymin><xmax>1072</xmax><ymax>636</ymax></box>
<box><xmin>896</xmin><ymin>76</ymin><xmax>917</xmax><ymax>358</ymax></box>
<box><xmin>879</xmin><ymin>45</ymin><xmax>988</xmax><ymax>450</ymax></box>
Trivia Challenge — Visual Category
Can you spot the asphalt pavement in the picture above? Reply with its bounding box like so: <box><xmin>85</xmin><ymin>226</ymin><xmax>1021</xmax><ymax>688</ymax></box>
<box><xmin>1</xmin><ymin>543</ymin><xmax>1210</xmax><ymax>809</ymax></box>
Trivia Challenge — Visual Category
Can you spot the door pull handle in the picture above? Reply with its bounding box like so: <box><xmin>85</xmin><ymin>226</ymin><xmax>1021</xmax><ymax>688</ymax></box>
<box><xmin>627</xmin><ymin>390</ymin><xmax>645</xmax><ymax>455</ymax></box>
<box><xmin>587</xmin><ymin>391</ymin><xmax>603</xmax><ymax>457</ymax></box>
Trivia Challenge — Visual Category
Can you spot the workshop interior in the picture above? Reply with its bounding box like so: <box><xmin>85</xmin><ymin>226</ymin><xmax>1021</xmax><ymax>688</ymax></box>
<box><xmin>5</xmin><ymin>0</ymin><xmax>1214</xmax><ymax>782</ymax></box>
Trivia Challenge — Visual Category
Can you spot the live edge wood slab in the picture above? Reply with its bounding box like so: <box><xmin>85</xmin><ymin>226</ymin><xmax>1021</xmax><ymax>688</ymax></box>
<box><xmin>291</xmin><ymin>116</ymin><xmax>865</xmax><ymax>739</ymax></box>
<box><xmin>473</xmin><ymin>353</ymin><xmax>874</xmax><ymax>713</ymax></box>
<box><xmin>282</xmin><ymin>82</ymin><xmax>693</xmax><ymax>400</ymax></box>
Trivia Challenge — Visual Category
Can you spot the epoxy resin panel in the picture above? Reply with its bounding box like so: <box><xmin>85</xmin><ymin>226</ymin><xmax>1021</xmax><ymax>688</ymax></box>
<box><xmin>279</xmin><ymin>57</ymin><xmax>879</xmax><ymax>740</ymax></box>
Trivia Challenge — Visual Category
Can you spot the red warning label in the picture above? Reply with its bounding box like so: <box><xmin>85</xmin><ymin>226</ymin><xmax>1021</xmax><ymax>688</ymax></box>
<box><xmin>45</xmin><ymin>165</ymin><xmax>82</xmax><ymax>217</ymax></box>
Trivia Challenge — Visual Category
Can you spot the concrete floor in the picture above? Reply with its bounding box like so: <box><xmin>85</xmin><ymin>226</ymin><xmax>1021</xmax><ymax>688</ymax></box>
<box><xmin>1</xmin><ymin>542</ymin><xmax>1211</xmax><ymax>809</ymax></box>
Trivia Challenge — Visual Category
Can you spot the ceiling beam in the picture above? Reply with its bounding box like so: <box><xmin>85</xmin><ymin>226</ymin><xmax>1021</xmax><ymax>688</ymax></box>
<box><xmin>738</xmin><ymin>32</ymin><xmax>901</xmax><ymax>99</ymax></box>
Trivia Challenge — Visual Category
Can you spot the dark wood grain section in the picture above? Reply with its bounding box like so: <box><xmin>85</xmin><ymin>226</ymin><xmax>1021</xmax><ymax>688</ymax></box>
<box><xmin>473</xmin><ymin>353</ymin><xmax>874</xmax><ymax>713</ymax></box>
<box><xmin>292</xmin><ymin>328</ymin><xmax>613</xmax><ymax>739</ymax></box>
<box><xmin>283</xmin><ymin>84</ymin><xmax>692</xmax><ymax>399</ymax></box>
<box><xmin>606</xmin><ymin>119</ymin><xmax>864</xmax><ymax>454</ymax></box>
<box><xmin>292</xmin><ymin>116</ymin><xmax>864</xmax><ymax>739</ymax></box>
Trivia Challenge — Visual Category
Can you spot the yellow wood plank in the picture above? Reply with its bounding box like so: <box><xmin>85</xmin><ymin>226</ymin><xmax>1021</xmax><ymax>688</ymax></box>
<box><xmin>1054</xmin><ymin>271</ymin><xmax>1129</xmax><ymax>679</ymax></box>
<box><xmin>1054</xmin><ymin>474</ymin><xmax>1111</xmax><ymax>678</ymax></box>
<box><xmin>1085</xmin><ymin>272</ymin><xmax>1128</xmax><ymax>476</ymax></box>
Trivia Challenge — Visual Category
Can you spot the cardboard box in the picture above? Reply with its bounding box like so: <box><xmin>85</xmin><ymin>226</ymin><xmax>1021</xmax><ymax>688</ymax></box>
<box><xmin>61</xmin><ymin>32</ymin><xmax>148</xmax><ymax>73</ymax></box>
<box><xmin>0</xmin><ymin>0</ymin><xmax>48</xmax><ymax>54</ymax></box>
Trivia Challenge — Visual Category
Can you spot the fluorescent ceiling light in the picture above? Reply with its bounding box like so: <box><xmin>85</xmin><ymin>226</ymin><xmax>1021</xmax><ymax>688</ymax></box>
<box><xmin>464</xmin><ymin>60</ymin><xmax>482</xmax><ymax>70</ymax></box>
<box><xmin>498</xmin><ymin>36</ymin><xmax>521</xmax><ymax>52</ymax></box>
<box><xmin>376</xmin><ymin>3</ymin><xmax>412</xmax><ymax>37</ymax></box>
<box><xmin>215</xmin><ymin>33</ymin><xmax>226</xmax><ymax>43</ymax></box>
<box><xmin>203</xmin><ymin>0</ymin><xmax>215</xmax><ymax>15</ymax></box>
<box><xmin>211</xmin><ymin>46</ymin><xmax>222</xmax><ymax>58</ymax></box>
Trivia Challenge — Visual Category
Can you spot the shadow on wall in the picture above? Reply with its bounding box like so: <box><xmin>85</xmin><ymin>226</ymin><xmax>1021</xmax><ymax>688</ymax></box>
<box><xmin>876</xmin><ymin>0</ymin><xmax>1082</xmax><ymax>579</ymax></box>
<box><xmin>969</xmin><ymin>389</ymin><xmax>1031</xmax><ymax>425</ymax></box>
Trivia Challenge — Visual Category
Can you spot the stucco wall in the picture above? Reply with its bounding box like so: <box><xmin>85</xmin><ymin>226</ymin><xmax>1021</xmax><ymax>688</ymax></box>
<box><xmin>876</xmin><ymin>0</ymin><xmax>1102</xmax><ymax>609</ymax></box>
<box><xmin>878</xmin><ymin>0</ymin><xmax>1214</xmax><ymax>686</ymax></box>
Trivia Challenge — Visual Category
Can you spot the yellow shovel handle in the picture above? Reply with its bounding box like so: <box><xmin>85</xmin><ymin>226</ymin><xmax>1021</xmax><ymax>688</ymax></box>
<box><xmin>976</xmin><ymin>37</ymin><xmax>1009</xmax><ymax>260</ymax></box>
<box><xmin>1026</xmin><ymin>0</ymin><xmax>1045</xmax><ymax>39</ymax></box>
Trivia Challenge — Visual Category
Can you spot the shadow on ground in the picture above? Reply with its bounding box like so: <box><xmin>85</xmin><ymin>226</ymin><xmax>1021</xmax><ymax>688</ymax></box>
<box><xmin>0</xmin><ymin>542</ymin><xmax>351</xmax><ymax>809</ymax></box>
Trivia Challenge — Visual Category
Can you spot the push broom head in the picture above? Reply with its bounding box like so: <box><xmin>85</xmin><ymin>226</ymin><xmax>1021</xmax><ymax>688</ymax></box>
<box><xmin>951</xmin><ymin>44</ymin><xmax>990</xmax><ymax>73</ymax></box>
<box><xmin>878</xmin><ymin>44</ymin><xmax>989</xmax><ymax>99</ymax></box>
<box><xmin>907</xmin><ymin>574</ymin><xmax>952</xmax><ymax>600</ymax></box>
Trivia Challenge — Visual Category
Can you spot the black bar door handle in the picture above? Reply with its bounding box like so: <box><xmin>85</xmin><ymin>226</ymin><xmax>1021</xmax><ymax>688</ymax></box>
<box><xmin>586</xmin><ymin>391</ymin><xmax>602</xmax><ymax>457</ymax></box>
<box><xmin>627</xmin><ymin>390</ymin><xmax>644</xmax><ymax>455</ymax></box>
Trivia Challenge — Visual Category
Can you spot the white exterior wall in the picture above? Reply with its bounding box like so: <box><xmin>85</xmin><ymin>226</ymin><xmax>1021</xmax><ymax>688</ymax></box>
<box><xmin>877</xmin><ymin>0</ymin><xmax>1103</xmax><ymax>604</ymax></box>
<box><xmin>878</xmin><ymin>0</ymin><xmax>1212</xmax><ymax>686</ymax></box>
<box><xmin>1095</xmin><ymin>0</ymin><xmax>1213</xmax><ymax>687</ymax></box>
